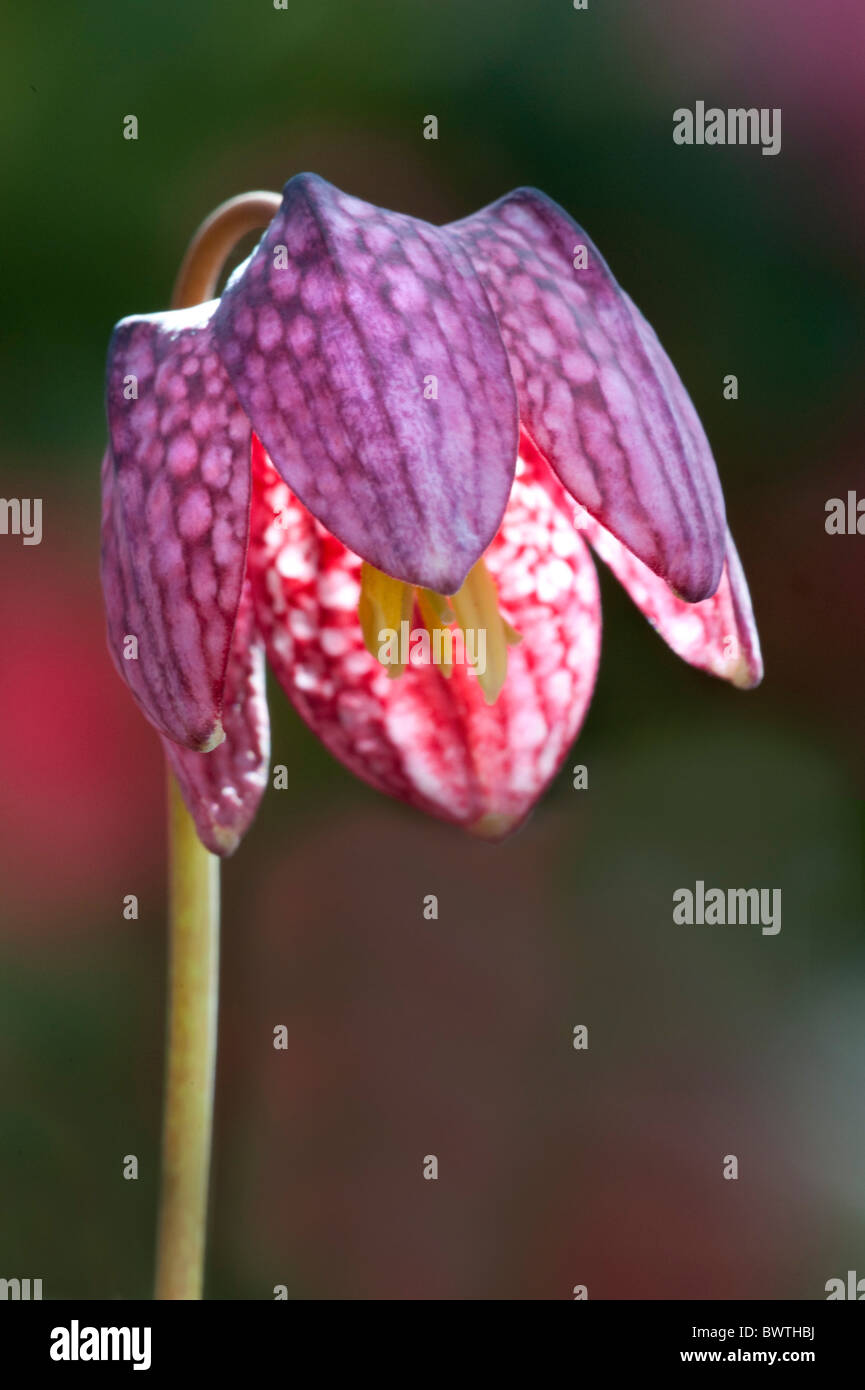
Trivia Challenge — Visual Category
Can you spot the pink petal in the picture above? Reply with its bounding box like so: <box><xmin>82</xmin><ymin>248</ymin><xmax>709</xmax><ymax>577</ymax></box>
<box><xmin>247</xmin><ymin>437</ymin><xmax>601</xmax><ymax>834</ymax></box>
<box><xmin>102</xmin><ymin>303</ymin><xmax>251</xmax><ymax>749</ymax></box>
<box><xmin>573</xmin><ymin>500</ymin><xmax>762</xmax><ymax>688</ymax></box>
<box><xmin>213</xmin><ymin>173</ymin><xmax>519</xmax><ymax>595</ymax></box>
<box><xmin>452</xmin><ymin>188</ymin><xmax>727</xmax><ymax>602</ymax></box>
<box><xmin>162</xmin><ymin>581</ymin><xmax>270</xmax><ymax>855</ymax></box>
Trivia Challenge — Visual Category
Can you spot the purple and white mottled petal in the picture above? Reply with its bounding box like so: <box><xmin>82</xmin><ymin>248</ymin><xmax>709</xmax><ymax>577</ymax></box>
<box><xmin>451</xmin><ymin>187</ymin><xmax>727</xmax><ymax>602</ymax></box>
<box><xmin>213</xmin><ymin>172</ymin><xmax>519</xmax><ymax>595</ymax></box>
<box><xmin>162</xmin><ymin>583</ymin><xmax>270</xmax><ymax>855</ymax></box>
<box><xmin>103</xmin><ymin>303</ymin><xmax>252</xmax><ymax>749</ymax></box>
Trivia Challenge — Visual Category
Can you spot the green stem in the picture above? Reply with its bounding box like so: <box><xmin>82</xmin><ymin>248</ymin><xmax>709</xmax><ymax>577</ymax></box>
<box><xmin>154</xmin><ymin>776</ymin><xmax>220</xmax><ymax>1300</ymax></box>
<box><xmin>153</xmin><ymin>190</ymin><xmax>280</xmax><ymax>1300</ymax></box>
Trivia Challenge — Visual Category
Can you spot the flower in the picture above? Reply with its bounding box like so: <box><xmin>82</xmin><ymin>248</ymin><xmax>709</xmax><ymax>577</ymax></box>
<box><xmin>101</xmin><ymin>173</ymin><xmax>761</xmax><ymax>853</ymax></box>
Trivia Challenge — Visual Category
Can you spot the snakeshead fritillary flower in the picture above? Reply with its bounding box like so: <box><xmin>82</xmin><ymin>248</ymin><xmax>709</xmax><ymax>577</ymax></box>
<box><xmin>101</xmin><ymin>174</ymin><xmax>762</xmax><ymax>852</ymax></box>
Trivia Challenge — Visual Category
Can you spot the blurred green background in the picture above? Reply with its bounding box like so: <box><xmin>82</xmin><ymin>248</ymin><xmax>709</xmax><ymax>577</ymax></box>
<box><xmin>1</xmin><ymin>0</ymin><xmax>863</xmax><ymax>1298</ymax></box>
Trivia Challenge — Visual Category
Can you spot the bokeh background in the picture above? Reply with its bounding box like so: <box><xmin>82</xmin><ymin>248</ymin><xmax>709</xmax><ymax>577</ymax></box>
<box><xmin>1</xmin><ymin>0</ymin><xmax>863</xmax><ymax>1299</ymax></box>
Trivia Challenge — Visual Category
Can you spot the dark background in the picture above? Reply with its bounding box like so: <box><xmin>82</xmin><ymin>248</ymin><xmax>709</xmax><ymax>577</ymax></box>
<box><xmin>1</xmin><ymin>0</ymin><xmax>863</xmax><ymax>1298</ymax></box>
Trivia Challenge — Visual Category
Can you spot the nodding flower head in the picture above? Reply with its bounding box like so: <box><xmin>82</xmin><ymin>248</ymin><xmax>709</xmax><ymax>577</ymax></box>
<box><xmin>101</xmin><ymin>173</ymin><xmax>761</xmax><ymax>854</ymax></box>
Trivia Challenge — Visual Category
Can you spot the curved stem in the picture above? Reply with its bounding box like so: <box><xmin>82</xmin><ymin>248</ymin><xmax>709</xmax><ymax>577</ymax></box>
<box><xmin>154</xmin><ymin>191</ymin><xmax>279</xmax><ymax>1300</ymax></box>
<box><xmin>170</xmin><ymin>191</ymin><xmax>281</xmax><ymax>307</ymax></box>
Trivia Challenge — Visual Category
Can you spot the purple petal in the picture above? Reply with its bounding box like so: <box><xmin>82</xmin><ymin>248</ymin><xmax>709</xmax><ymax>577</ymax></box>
<box><xmin>102</xmin><ymin>304</ymin><xmax>251</xmax><ymax>749</ymax></box>
<box><xmin>451</xmin><ymin>188</ymin><xmax>727</xmax><ymax>602</ymax></box>
<box><xmin>213</xmin><ymin>173</ymin><xmax>519</xmax><ymax>595</ymax></box>
<box><xmin>162</xmin><ymin>582</ymin><xmax>270</xmax><ymax>855</ymax></box>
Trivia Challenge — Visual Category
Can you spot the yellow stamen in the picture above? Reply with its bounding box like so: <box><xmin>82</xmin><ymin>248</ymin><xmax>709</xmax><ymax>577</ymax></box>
<box><xmin>358</xmin><ymin>562</ymin><xmax>413</xmax><ymax>677</ymax></box>
<box><xmin>450</xmin><ymin>558</ymin><xmax>513</xmax><ymax>705</ymax></box>
<box><xmin>417</xmin><ymin>588</ymin><xmax>455</xmax><ymax>627</ymax></box>
<box><xmin>416</xmin><ymin>589</ymin><xmax>454</xmax><ymax>678</ymax></box>
<box><xmin>358</xmin><ymin>556</ymin><xmax>520</xmax><ymax>703</ymax></box>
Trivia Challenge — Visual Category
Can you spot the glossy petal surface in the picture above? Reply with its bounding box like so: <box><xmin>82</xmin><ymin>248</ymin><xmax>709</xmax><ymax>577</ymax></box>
<box><xmin>214</xmin><ymin>173</ymin><xmax>519</xmax><ymax>594</ymax></box>
<box><xmin>247</xmin><ymin>437</ymin><xmax>600</xmax><ymax>834</ymax></box>
<box><xmin>452</xmin><ymin>188</ymin><xmax>726</xmax><ymax>601</ymax></box>
<box><xmin>103</xmin><ymin>304</ymin><xmax>251</xmax><ymax>748</ymax></box>
<box><xmin>162</xmin><ymin>582</ymin><xmax>270</xmax><ymax>855</ymax></box>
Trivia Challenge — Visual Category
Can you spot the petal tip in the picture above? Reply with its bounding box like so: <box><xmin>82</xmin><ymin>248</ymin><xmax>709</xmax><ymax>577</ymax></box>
<box><xmin>730</xmin><ymin>657</ymin><xmax>764</xmax><ymax>691</ymax></box>
<box><xmin>468</xmin><ymin>811</ymin><xmax>523</xmax><ymax>841</ymax></box>
<box><xmin>199</xmin><ymin>721</ymin><xmax>226</xmax><ymax>753</ymax></box>
<box><xmin>210</xmin><ymin>823</ymin><xmax>241</xmax><ymax>856</ymax></box>
<box><xmin>668</xmin><ymin>553</ymin><xmax>726</xmax><ymax>606</ymax></box>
